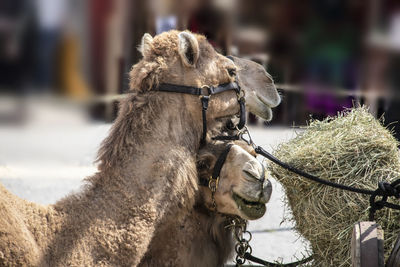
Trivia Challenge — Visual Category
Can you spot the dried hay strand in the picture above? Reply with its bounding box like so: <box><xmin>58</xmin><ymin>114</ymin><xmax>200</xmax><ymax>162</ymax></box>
<box><xmin>268</xmin><ymin>107</ymin><xmax>400</xmax><ymax>266</ymax></box>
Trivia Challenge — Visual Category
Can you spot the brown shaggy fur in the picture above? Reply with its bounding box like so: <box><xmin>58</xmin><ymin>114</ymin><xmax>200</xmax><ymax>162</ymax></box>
<box><xmin>0</xmin><ymin>30</ymin><xmax>245</xmax><ymax>266</ymax></box>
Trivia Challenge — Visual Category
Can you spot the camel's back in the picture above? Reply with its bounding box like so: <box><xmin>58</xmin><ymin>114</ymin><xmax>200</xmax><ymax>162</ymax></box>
<box><xmin>0</xmin><ymin>183</ymin><xmax>42</xmax><ymax>266</ymax></box>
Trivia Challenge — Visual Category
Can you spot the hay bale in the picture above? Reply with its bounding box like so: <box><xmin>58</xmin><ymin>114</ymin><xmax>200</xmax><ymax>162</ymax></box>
<box><xmin>268</xmin><ymin>107</ymin><xmax>400</xmax><ymax>266</ymax></box>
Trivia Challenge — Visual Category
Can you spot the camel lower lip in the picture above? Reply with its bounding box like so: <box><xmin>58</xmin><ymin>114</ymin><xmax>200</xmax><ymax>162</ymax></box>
<box><xmin>256</xmin><ymin>95</ymin><xmax>273</xmax><ymax>121</ymax></box>
<box><xmin>233</xmin><ymin>193</ymin><xmax>266</xmax><ymax>220</ymax></box>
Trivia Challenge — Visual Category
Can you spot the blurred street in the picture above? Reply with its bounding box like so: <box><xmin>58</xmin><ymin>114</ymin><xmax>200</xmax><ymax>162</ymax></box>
<box><xmin>0</xmin><ymin>97</ymin><xmax>310</xmax><ymax>265</ymax></box>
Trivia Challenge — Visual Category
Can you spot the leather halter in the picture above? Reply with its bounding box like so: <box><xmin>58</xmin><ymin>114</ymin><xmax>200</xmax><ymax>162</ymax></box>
<box><xmin>154</xmin><ymin>82</ymin><xmax>245</xmax><ymax>144</ymax></box>
<box><xmin>153</xmin><ymin>56</ymin><xmax>246</xmax><ymax>144</ymax></box>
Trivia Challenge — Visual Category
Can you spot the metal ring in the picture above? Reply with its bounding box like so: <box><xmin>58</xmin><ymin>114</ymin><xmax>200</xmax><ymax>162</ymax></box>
<box><xmin>243</xmin><ymin>231</ymin><xmax>252</xmax><ymax>242</ymax></box>
<box><xmin>201</xmin><ymin>85</ymin><xmax>212</xmax><ymax>96</ymax></box>
<box><xmin>246</xmin><ymin>245</ymin><xmax>253</xmax><ymax>255</ymax></box>
<box><xmin>240</xmin><ymin>126</ymin><xmax>256</xmax><ymax>148</ymax></box>
<box><xmin>235</xmin><ymin>242</ymin><xmax>249</xmax><ymax>255</ymax></box>
<box><xmin>235</xmin><ymin>243</ymin><xmax>243</xmax><ymax>254</ymax></box>
<box><xmin>235</xmin><ymin>255</ymin><xmax>245</xmax><ymax>265</ymax></box>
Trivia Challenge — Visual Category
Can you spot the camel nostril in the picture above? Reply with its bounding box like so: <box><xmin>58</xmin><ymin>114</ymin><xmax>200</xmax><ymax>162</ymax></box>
<box><xmin>259</xmin><ymin>180</ymin><xmax>272</xmax><ymax>203</ymax></box>
<box><xmin>259</xmin><ymin>164</ymin><xmax>266</xmax><ymax>184</ymax></box>
<box><xmin>259</xmin><ymin>177</ymin><xmax>265</xmax><ymax>196</ymax></box>
<box><xmin>242</xmin><ymin>169</ymin><xmax>259</xmax><ymax>181</ymax></box>
<box><xmin>243</xmin><ymin>161</ymin><xmax>266</xmax><ymax>178</ymax></box>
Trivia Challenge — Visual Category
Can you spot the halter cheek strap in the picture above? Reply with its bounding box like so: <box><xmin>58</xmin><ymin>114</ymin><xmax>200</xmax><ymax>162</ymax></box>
<box><xmin>198</xmin><ymin>144</ymin><xmax>233</xmax><ymax>188</ymax></box>
<box><xmin>200</xmin><ymin>95</ymin><xmax>210</xmax><ymax>142</ymax></box>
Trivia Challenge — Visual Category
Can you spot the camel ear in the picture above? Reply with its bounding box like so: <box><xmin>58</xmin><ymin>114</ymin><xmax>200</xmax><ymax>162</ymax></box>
<box><xmin>178</xmin><ymin>32</ymin><xmax>199</xmax><ymax>67</ymax></box>
<box><xmin>139</xmin><ymin>33</ymin><xmax>153</xmax><ymax>58</ymax></box>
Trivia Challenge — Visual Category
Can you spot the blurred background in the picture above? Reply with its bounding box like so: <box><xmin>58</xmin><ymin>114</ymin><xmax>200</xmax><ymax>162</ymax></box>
<box><xmin>1</xmin><ymin>0</ymin><xmax>400</xmax><ymax>128</ymax></box>
<box><xmin>1</xmin><ymin>1</ymin><xmax>400</xmax><ymax>263</ymax></box>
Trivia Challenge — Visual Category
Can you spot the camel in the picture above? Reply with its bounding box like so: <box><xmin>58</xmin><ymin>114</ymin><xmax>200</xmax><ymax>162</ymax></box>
<box><xmin>0</xmin><ymin>30</ymin><xmax>280</xmax><ymax>266</ymax></box>
<box><xmin>139</xmin><ymin>140</ymin><xmax>272</xmax><ymax>267</ymax></box>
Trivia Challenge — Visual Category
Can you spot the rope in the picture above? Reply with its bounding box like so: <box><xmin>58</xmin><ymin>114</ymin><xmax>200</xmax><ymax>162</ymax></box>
<box><xmin>254</xmin><ymin>147</ymin><xmax>374</xmax><ymax>194</ymax></box>
<box><xmin>254</xmin><ymin>146</ymin><xmax>400</xmax><ymax>220</ymax></box>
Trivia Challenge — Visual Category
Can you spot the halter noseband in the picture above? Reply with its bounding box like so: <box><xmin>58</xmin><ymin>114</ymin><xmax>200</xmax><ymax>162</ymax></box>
<box><xmin>199</xmin><ymin>143</ymin><xmax>233</xmax><ymax>189</ymax></box>
<box><xmin>198</xmin><ymin>143</ymin><xmax>233</xmax><ymax>210</ymax></box>
<box><xmin>199</xmin><ymin>144</ymin><xmax>266</xmax><ymax>192</ymax></box>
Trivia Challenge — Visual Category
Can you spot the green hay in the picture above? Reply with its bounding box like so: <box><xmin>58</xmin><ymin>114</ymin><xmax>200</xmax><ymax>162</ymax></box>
<box><xmin>268</xmin><ymin>107</ymin><xmax>400</xmax><ymax>266</ymax></box>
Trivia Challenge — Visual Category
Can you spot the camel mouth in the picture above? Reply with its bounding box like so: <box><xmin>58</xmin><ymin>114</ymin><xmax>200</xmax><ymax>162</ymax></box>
<box><xmin>257</xmin><ymin>94</ymin><xmax>275</xmax><ymax>109</ymax></box>
<box><xmin>232</xmin><ymin>192</ymin><xmax>266</xmax><ymax>220</ymax></box>
<box><xmin>255</xmin><ymin>85</ymin><xmax>281</xmax><ymax>109</ymax></box>
<box><xmin>246</xmin><ymin>93</ymin><xmax>274</xmax><ymax>122</ymax></box>
<box><xmin>256</xmin><ymin>95</ymin><xmax>274</xmax><ymax>120</ymax></box>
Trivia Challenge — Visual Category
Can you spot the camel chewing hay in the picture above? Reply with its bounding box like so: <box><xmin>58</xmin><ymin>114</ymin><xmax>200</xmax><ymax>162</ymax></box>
<box><xmin>268</xmin><ymin>107</ymin><xmax>400</xmax><ymax>266</ymax></box>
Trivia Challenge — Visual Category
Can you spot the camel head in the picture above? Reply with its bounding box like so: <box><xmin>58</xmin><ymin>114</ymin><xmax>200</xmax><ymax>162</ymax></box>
<box><xmin>130</xmin><ymin>30</ymin><xmax>238</xmax><ymax>120</ymax></box>
<box><xmin>129</xmin><ymin>30</ymin><xmax>280</xmax><ymax>133</ymax></box>
<box><xmin>197</xmin><ymin>141</ymin><xmax>272</xmax><ymax>220</ymax></box>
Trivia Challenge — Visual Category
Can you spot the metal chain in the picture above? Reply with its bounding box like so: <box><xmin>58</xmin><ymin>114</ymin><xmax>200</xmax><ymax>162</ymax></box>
<box><xmin>208</xmin><ymin>176</ymin><xmax>219</xmax><ymax>211</ymax></box>
<box><xmin>226</xmin><ymin>217</ymin><xmax>253</xmax><ymax>266</ymax></box>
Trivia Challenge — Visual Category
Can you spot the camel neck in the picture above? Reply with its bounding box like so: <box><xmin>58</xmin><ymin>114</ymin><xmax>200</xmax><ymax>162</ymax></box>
<box><xmin>41</xmin><ymin>93</ymin><xmax>203</xmax><ymax>265</ymax></box>
<box><xmin>56</xmin><ymin>92</ymin><xmax>202</xmax><ymax>216</ymax></box>
<box><xmin>96</xmin><ymin>93</ymin><xmax>202</xmax><ymax>171</ymax></box>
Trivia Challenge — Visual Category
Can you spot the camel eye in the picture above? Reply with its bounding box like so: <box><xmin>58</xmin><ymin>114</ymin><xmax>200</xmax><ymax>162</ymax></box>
<box><xmin>228</xmin><ymin>68</ymin><xmax>236</xmax><ymax>77</ymax></box>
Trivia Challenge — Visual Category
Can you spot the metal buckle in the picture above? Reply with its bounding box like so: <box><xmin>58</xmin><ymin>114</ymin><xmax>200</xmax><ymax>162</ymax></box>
<box><xmin>236</xmin><ymin>89</ymin><xmax>245</xmax><ymax>100</ymax></box>
<box><xmin>239</xmin><ymin>126</ymin><xmax>256</xmax><ymax>148</ymax></box>
<box><xmin>208</xmin><ymin>176</ymin><xmax>219</xmax><ymax>193</ymax></box>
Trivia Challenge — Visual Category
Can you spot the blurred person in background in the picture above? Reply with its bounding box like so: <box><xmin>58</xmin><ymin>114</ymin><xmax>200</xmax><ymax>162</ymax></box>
<box><xmin>150</xmin><ymin>0</ymin><xmax>178</xmax><ymax>34</ymax></box>
<box><xmin>57</xmin><ymin>0</ymin><xmax>91</xmax><ymax>99</ymax></box>
<box><xmin>187</xmin><ymin>0</ymin><xmax>232</xmax><ymax>55</ymax></box>
<box><xmin>372</xmin><ymin>3</ymin><xmax>400</xmax><ymax>142</ymax></box>
<box><xmin>34</xmin><ymin>0</ymin><xmax>67</xmax><ymax>94</ymax></box>
<box><xmin>0</xmin><ymin>0</ymin><xmax>36</xmax><ymax>94</ymax></box>
<box><xmin>264</xmin><ymin>1</ymin><xmax>306</xmax><ymax>124</ymax></box>
<box><xmin>300</xmin><ymin>0</ymin><xmax>360</xmax><ymax>119</ymax></box>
